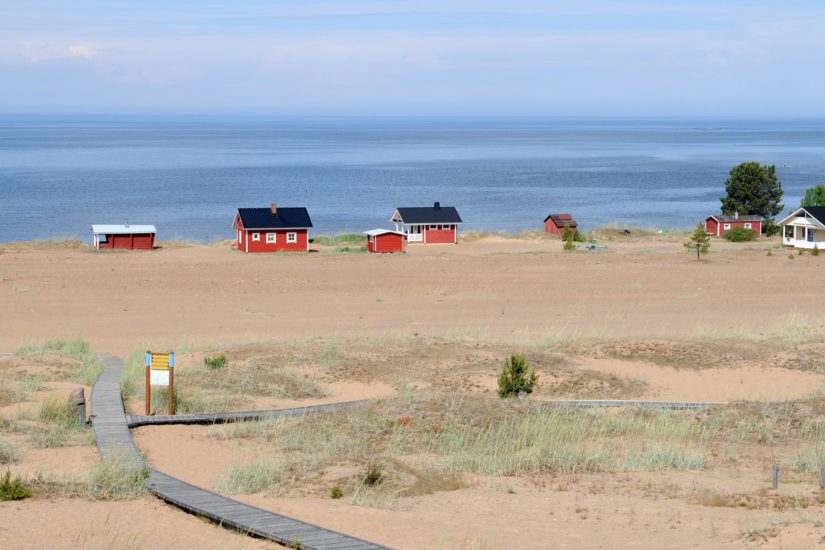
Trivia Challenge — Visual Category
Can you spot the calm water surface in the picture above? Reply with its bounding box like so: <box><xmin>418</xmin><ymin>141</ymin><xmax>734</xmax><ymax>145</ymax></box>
<box><xmin>1</xmin><ymin>116</ymin><xmax>823</xmax><ymax>242</ymax></box>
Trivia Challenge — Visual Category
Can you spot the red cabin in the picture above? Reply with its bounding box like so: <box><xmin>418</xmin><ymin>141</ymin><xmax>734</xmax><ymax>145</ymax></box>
<box><xmin>92</xmin><ymin>224</ymin><xmax>156</xmax><ymax>250</ymax></box>
<box><xmin>544</xmin><ymin>213</ymin><xmax>578</xmax><ymax>236</ymax></box>
<box><xmin>390</xmin><ymin>202</ymin><xmax>462</xmax><ymax>244</ymax></box>
<box><xmin>705</xmin><ymin>214</ymin><xmax>762</xmax><ymax>237</ymax></box>
<box><xmin>232</xmin><ymin>204</ymin><xmax>312</xmax><ymax>253</ymax></box>
<box><xmin>364</xmin><ymin>229</ymin><xmax>406</xmax><ymax>253</ymax></box>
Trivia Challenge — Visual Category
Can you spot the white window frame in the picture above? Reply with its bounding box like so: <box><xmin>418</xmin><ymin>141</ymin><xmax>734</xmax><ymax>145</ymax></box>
<box><xmin>429</xmin><ymin>224</ymin><xmax>437</xmax><ymax>230</ymax></box>
<box><xmin>238</xmin><ymin>230</ymin><xmax>242</xmax><ymax>242</ymax></box>
<box><xmin>252</xmin><ymin>232</ymin><xmax>260</xmax><ymax>242</ymax></box>
<box><xmin>744</xmin><ymin>223</ymin><xmax>751</xmax><ymax>229</ymax></box>
<box><xmin>286</xmin><ymin>232</ymin><xmax>297</xmax><ymax>243</ymax></box>
<box><xmin>266</xmin><ymin>232</ymin><xmax>276</xmax><ymax>243</ymax></box>
<box><xmin>723</xmin><ymin>223</ymin><xmax>731</xmax><ymax>230</ymax></box>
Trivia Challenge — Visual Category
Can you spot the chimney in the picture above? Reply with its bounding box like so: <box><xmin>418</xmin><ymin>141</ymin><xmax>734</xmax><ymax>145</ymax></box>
<box><xmin>433</xmin><ymin>201</ymin><xmax>441</xmax><ymax>209</ymax></box>
<box><xmin>124</xmin><ymin>218</ymin><xmax>129</xmax><ymax>227</ymax></box>
<box><xmin>734</xmin><ymin>211</ymin><xmax>739</xmax><ymax>220</ymax></box>
<box><xmin>271</xmin><ymin>203</ymin><xmax>278</xmax><ymax>215</ymax></box>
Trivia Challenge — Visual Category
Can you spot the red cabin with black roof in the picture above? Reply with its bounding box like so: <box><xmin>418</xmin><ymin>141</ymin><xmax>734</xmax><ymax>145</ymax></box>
<box><xmin>544</xmin><ymin>213</ymin><xmax>578</xmax><ymax>236</ymax></box>
<box><xmin>705</xmin><ymin>214</ymin><xmax>762</xmax><ymax>237</ymax></box>
<box><xmin>390</xmin><ymin>202</ymin><xmax>462</xmax><ymax>244</ymax></box>
<box><xmin>233</xmin><ymin>204</ymin><xmax>312</xmax><ymax>253</ymax></box>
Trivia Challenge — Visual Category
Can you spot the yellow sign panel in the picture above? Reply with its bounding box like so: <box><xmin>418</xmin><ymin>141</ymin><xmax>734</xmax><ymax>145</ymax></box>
<box><xmin>146</xmin><ymin>352</ymin><xmax>174</xmax><ymax>371</ymax></box>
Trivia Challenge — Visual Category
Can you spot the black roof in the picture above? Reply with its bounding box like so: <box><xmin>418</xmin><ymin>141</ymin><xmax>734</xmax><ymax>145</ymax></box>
<box><xmin>236</xmin><ymin>207</ymin><xmax>312</xmax><ymax>229</ymax></box>
<box><xmin>803</xmin><ymin>206</ymin><xmax>825</xmax><ymax>224</ymax></box>
<box><xmin>394</xmin><ymin>203</ymin><xmax>462</xmax><ymax>224</ymax></box>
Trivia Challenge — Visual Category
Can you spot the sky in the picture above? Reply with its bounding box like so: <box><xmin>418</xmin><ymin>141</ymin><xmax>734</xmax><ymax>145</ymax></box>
<box><xmin>1</xmin><ymin>1</ymin><xmax>824</xmax><ymax>116</ymax></box>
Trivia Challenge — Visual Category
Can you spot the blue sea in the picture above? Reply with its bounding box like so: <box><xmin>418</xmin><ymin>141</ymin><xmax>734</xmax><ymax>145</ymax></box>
<box><xmin>1</xmin><ymin>116</ymin><xmax>824</xmax><ymax>243</ymax></box>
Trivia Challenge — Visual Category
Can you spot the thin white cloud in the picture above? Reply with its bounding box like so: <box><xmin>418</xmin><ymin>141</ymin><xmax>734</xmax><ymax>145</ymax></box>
<box><xmin>20</xmin><ymin>41</ymin><xmax>101</xmax><ymax>62</ymax></box>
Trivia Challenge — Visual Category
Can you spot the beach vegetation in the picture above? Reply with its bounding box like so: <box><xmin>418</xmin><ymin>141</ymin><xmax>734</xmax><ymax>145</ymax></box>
<box><xmin>330</xmin><ymin>485</ymin><xmax>344</xmax><ymax>499</ymax></box>
<box><xmin>562</xmin><ymin>222</ymin><xmax>585</xmax><ymax>243</ymax></box>
<box><xmin>0</xmin><ymin>439</ymin><xmax>20</xmax><ymax>464</ymax></box>
<box><xmin>563</xmin><ymin>231</ymin><xmax>576</xmax><ymax>251</ymax></box>
<box><xmin>812</xmin><ymin>244</ymin><xmax>820</xmax><ymax>256</ymax></box>
<box><xmin>497</xmin><ymin>354</ymin><xmax>538</xmax><ymax>398</ymax></box>
<box><xmin>720</xmin><ymin>162</ymin><xmax>784</xmax><ymax>235</ymax></box>
<box><xmin>722</xmin><ymin>227</ymin><xmax>757</xmax><ymax>242</ymax></box>
<box><xmin>0</xmin><ymin>468</ymin><xmax>30</xmax><ymax>501</ymax></box>
<box><xmin>15</xmin><ymin>338</ymin><xmax>104</xmax><ymax>385</ymax></box>
<box><xmin>801</xmin><ymin>183</ymin><xmax>825</xmax><ymax>207</ymax></box>
<box><xmin>203</xmin><ymin>354</ymin><xmax>228</xmax><ymax>370</ymax></box>
<box><xmin>683</xmin><ymin>223</ymin><xmax>710</xmax><ymax>259</ymax></box>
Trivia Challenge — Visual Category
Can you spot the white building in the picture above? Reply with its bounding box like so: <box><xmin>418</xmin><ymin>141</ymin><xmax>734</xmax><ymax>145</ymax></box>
<box><xmin>778</xmin><ymin>206</ymin><xmax>825</xmax><ymax>249</ymax></box>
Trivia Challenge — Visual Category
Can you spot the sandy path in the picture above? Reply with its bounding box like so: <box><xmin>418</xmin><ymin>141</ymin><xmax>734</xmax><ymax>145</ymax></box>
<box><xmin>577</xmin><ymin>358</ymin><xmax>824</xmax><ymax>402</ymax></box>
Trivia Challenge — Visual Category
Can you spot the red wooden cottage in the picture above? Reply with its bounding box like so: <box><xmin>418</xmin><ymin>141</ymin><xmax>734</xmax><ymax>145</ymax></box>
<box><xmin>363</xmin><ymin>229</ymin><xmax>406</xmax><ymax>253</ymax></box>
<box><xmin>391</xmin><ymin>202</ymin><xmax>462</xmax><ymax>244</ymax></box>
<box><xmin>705</xmin><ymin>213</ymin><xmax>762</xmax><ymax>237</ymax></box>
<box><xmin>233</xmin><ymin>204</ymin><xmax>312</xmax><ymax>253</ymax></box>
<box><xmin>544</xmin><ymin>213</ymin><xmax>578</xmax><ymax>236</ymax></box>
<box><xmin>91</xmin><ymin>224</ymin><xmax>156</xmax><ymax>250</ymax></box>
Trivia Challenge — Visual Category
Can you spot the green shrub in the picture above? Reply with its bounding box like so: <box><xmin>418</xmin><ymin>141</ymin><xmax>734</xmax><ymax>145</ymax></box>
<box><xmin>330</xmin><ymin>485</ymin><xmax>344</xmax><ymax>499</ymax></box>
<box><xmin>798</xmin><ymin>249</ymin><xmax>804</xmax><ymax>255</ymax></box>
<box><xmin>789</xmin><ymin>253</ymin><xmax>795</xmax><ymax>260</ymax></box>
<box><xmin>0</xmin><ymin>468</ymin><xmax>30</xmax><ymax>501</ymax></box>
<box><xmin>722</xmin><ymin>227</ymin><xmax>758</xmax><ymax>242</ymax></box>
<box><xmin>561</xmin><ymin>223</ymin><xmax>585</xmax><ymax>243</ymax></box>
<box><xmin>497</xmin><ymin>354</ymin><xmax>538</xmax><ymax>398</ymax></box>
<box><xmin>562</xmin><ymin>232</ymin><xmax>576</xmax><ymax>251</ymax></box>
<box><xmin>203</xmin><ymin>354</ymin><xmax>228</xmax><ymax>370</ymax></box>
<box><xmin>813</xmin><ymin>244</ymin><xmax>820</xmax><ymax>256</ymax></box>
<box><xmin>766</xmin><ymin>249</ymin><xmax>773</xmax><ymax>256</ymax></box>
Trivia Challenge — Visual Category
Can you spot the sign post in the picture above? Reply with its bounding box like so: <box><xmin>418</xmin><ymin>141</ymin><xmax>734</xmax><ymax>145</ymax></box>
<box><xmin>145</xmin><ymin>351</ymin><xmax>175</xmax><ymax>415</ymax></box>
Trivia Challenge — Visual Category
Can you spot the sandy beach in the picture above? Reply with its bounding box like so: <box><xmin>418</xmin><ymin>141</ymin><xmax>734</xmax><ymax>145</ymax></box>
<box><xmin>2</xmin><ymin>234</ymin><xmax>825</xmax><ymax>549</ymax></box>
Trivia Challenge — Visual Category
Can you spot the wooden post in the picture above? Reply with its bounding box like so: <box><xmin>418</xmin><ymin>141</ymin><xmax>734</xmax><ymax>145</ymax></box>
<box><xmin>820</xmin><ymin>467</ymin><xmax>825</xmax><ymax>490</ymax></box>
<box><xmin>145</xmin><ymin>360</ymin><xmax>151</xmax><ymax>416</ymax></box>
<box><xmin>771</xmin><ymin>464</ymin><xmax>779</xmax><ymax>489</ymax></box>
<box><xmin>168</xmin><ymin>365</ymin><xmax>175</xmax><ymax>416</ymax></box>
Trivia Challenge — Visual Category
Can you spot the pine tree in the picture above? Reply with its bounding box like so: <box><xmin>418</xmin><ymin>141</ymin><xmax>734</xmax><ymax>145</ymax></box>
<box><xmin>684</xmin><ymin>222</ymin><xmax>710</xmax><ymax>260</ymax></box>
<box><xmin>720</xmin><ymin>162</ymin><xmax>784</xmax><ymax>235</ymax></box>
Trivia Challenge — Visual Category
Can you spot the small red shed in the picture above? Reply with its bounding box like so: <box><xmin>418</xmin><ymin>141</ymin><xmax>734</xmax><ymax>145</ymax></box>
<box><xmin>364</xmin><ymin>229</ymin><xmax>406</xmax><ymax>253</ymax></box>
<box><xmin>91</xmin><ymin>224</ymin><xmax>156</xmax><ymax>250</ymax></box>
<box><xmin>232</xmin><ymin>204</ymin><xmax>312</xmax><ymax>253</ymax></box>
<box><xmin>705</xmin><ymin>214</ymin><xmax>762</xmax><ymax>237</ymax></box>
<box><xmin>544</xmin><ymin>213</ymin><xmax>578</xmax><ymax>236</ymax></box>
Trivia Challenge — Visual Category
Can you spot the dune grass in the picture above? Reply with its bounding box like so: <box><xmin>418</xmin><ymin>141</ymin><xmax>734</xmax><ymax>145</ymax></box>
<box><xmin>15</xmin><ymin>338</ymin><xmax>104</xmax><ymax>385</ymax></box>
<box><xmin>0</xmin><ymin>439</ymin><xmax>20</xmax><ymax>464</ymax></box>
<box><xmin>25</xmin><ymin>395</ymin><xmax>88</xmax><ymax>448</ymax></box>
<box><xmin>29</xmin><ymin>452</ymin><xmax>148</xmax><ymax>501</ymax></box>
<box><xmin>312</xmin><ymin>234</ymin><xmax>364</xmax><ymax>246</ymax></box>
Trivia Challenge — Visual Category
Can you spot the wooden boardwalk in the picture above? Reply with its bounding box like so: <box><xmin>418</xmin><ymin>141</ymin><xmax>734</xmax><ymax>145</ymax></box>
<box><xmin>127</xmin><ymin>400</ymin><xmax>367</xmax><ymax>428</ymax></box>
<box><xmin>542</xmin><ymin>399</ymin><xmax>725</xmax><ymax>410</ymax></box>
<box><xmin>90</xmin><ymin>354</ymin><xmax>392</xmax><ymax>550</ymax></box>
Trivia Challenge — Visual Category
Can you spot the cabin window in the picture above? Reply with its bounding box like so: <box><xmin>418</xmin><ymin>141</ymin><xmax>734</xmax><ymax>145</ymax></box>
<box><xmin>266</xmin><ymin>232</ymin><xmax>276</xmax><ymax>243</ymax></box>
<box><xmin>252</xmin><ymin>233</ymin><xmax>260</xmax><ymax>242</ymax></box>
<box><xmin>287</xmin><ymin>232</ymin><xmax>297</xmax><ymax>243</ymax></box>
<box><xmin>744</xmin><ymin>223</ymin><xmax>751</xmax><ymax>229</ymax></box>
<box><xmin>808</xmin><ymin>229</ymin><xmax>815</xmax><ymax>242</ymax></box>
<box><xmin>785</xmin><ymin>226</ymin><xmax>794</xmax><ymax>238</ymax></box>
<box><xmin>429</xmin><ymin>224</ymin><xmax>437</xmax><ymax>230</ymax></box>
<box><xmin>723</xmin><ymin>223</ymin><xmax>731</xmax><ymax>230</ymax></box>
<box><xmin>98</xmin><ymin>235</ymin><xmax>108</xmax><ymax>243</ymax></box>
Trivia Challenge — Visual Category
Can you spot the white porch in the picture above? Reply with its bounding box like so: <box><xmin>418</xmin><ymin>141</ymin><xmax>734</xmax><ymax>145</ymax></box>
<box><xmin>782</xmin><ymin>218</ymin><xmax>825</xmax><ymax>249</ymax></box>
<box><xmin>394</xmin><ymin>223</ymin><xmax>424</xmax><ymax>242</ymax></box>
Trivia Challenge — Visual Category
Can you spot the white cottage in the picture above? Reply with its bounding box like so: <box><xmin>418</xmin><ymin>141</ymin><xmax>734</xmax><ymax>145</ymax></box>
<box><xmin>778</xmin><ymin>206</ymin><xmax>825</xmax><ymax>249</ymax></box>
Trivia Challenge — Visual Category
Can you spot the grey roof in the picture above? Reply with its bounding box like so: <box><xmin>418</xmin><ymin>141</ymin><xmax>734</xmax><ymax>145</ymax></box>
<box><xmin>393</xmin><ymin>203</ymin><xmax>462</xmax><ymax>224</ymax></box>
<box><xmin>363</xmin><ymin>229</ymin><xmax>405</xmax><ymax>237</ymax></box>
<box><xmin>92</xmin><ymin>224</ymin><xmax>156</xmax><ymax>234</ymax></box>
<box><xmin>707</xmin><ymin>215</ymin><xmax>763</xmax><ymax>223</ymax></box>
<box><xmin>236</xmin><ymin>207</ymin><xmax>312</xmax><ymax>229</ymax></box>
